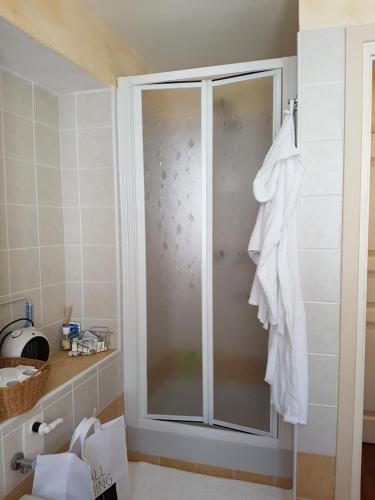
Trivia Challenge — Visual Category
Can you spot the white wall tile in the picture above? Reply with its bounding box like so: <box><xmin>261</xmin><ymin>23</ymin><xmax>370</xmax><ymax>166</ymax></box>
<box><xmin>300</xmin><ymin>83</ymin><xmax>344</xmax><ymax>142</ymax></box>
<box><xmin>300</xmin><ymin>140</ymin><xmax>343</xmax><ymax>195</ymax></box>
<box><xmin>77</xmin><ymin>89</ymin><xmax>111</xmax><ymax>128</ymax></box>
<box><xmin>63</xmin><ymin>207</ymin><xmax>81</xmax><ymax>244</ymax></box>
<box><xmin>309</xmin><ymin>354</ymin><xmax>339</xmax><ymax>405</ymax></box>
<box><xmin>300</xmin><ymin>27</ymin><xmax>345</xmax><ymax>85</ymax></box>
<box><xmin>65</xmin><ymin>282</ymin><xmax>83</xmax><ymax>317</ymax></box>
<box><xmin>305</xmin><ymin>302</ymin><xmax>340</xmax><ymax>355</ymax></box>
<box><xmin>42</xmin><ymin>321</ymin><xmax>63</xmax><ymax>354</ymax></box>
<box><xmin>298</xmin><ymin>404</ymin><xmax>337</xmax><ymax>456</ymax></box>
<box><xmin>299</xmin><ymin>250</ymin><xmax>341</xmax><ymax>303</ymax></box>
<box><xmin>298</xmin><ymin>195</ymin><xmax>342</xmax><ymax>249</ymax></box>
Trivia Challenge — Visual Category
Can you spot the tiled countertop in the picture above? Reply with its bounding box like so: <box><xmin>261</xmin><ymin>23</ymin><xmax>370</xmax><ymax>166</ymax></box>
<box><xmin>43</xmin><ymin>349</ymin><xmax>116</xmax><ymax>395</ymax></box>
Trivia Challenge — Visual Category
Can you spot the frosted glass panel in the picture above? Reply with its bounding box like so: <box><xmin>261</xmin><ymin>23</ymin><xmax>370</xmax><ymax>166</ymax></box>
<box><xmin>142</xmin><ymin>88</ymin><xmax>203</xmax><ymax>417</ymax></box>
<box><xmin>212</xmin><ymin>77</ymin><xmax>274</xmax><ymax>432</ymax></box>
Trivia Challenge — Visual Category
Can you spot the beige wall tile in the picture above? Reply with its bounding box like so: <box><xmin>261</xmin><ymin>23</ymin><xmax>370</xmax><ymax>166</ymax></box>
<box><xmin>83</xmin><ymin>245</ymin><xmax>116</xmax><ymax>282</ymax></box>
<box><xmin>41</xmin><ymin>283</ymin><xmax>65</xmax><ymax>325</ymax></box>
<box><xmin>60</xmin><ymin>129</ymin><xmax>77</xmax><ymax>169</ymax></box>
<box><xmin>2</xmin><ymin>69</ymin><xmax>32</xmax><ymax>119</ymax></box>
<box><xmin>0</xmin><ymin>205</ymin><xmax>7</xmax><ymax>249</ymax></box>
<box><xmin>160</xmin><ymin>456</ymin><xmax>195</xmax><ymax>472</ymax></box>
<box><xmin>65</xmin><ymin>282</ymin><xmax>83</xmax><ymax>317</ymax></box>
<box><xmin>128</xmin><ymin>450</ymin><xmax>160</xmax><ymax>465</ymax></box>
<box><xmin>36</xmin><ymin>165</ymin><xmax>62</xmax><ymax>206</ymax></box>
<box><xmin>0</xmin><ymin>249</ymin><xmax>10</xmax><ymax>295</ymax></box>
<box><xmin>61</xmin><ymin>169</ymin><xmax>79</xmax><ymax>206</ymax></box>
<box><xmin>299</xmin><ymin>250</ymin><xmax>341</xmax><ymax>303</ymax></box>
<box><xmin>78</xmin><ymin>127</ymin><xmax>113</xmax><ymax>168</ymax></box>
<box><xmin>73</xmin><ymin>374</ymin><xmax>98</xmax><ymax>425</ymax></box>
<box><xmin>5</xmin><ymin>158</ymin><xmax>36</xmax><ymax>205</ymax></box>
<box><xmin>81</xmin><ymin>207</ymin><xmax>115</xmax><ymax>245</ymax></box>
<box><xmin>79</xmin><ymin>168</ymin><xmax>114</xmax><ymax>207</ymax></box>
<box><xmin>98</xmin><ymin>360</ymin><xmax>118</xmax><ymax>412</ymax></box>
<box><xmin>65</xmin><ymin>245</ymin><xmax>82</xmax><ymax>281</ymax></box>
<box><xmin>59</xmin><ymin>93</ymin><xmax>76</xmax><ymax>129</ymax></box>
<box><xmin>3</xmin><ymin>112</ymin><xmax>34</xmax><ymax>162</ymax></box>
<box><xmin>40</xmin><ymin>245</ymin><xmax>65</xmax><ymax>286</ymax></box>
<box><xmin>84</xmin><ymin>282</ymin><xmax>116</xmax><ymax>319</ymax></box>
<box><xmin>195</xmin><ymin>463</ymin><xmax>234</xmax><ymax>479</ymax></box>
<box><xmin>2</xmin><ymin>425</ymin><xmax>24</xmax><ymax>495</ymax></box>
<box><xmin>33</xmin><ymin>84</ymin><xmax>58</xmax><ymax>128</ymax></box>
<box><xmin>11</xmin><ymin>288</ymin><xmax>42</xmax><ymax>328</ymax></box>
<box><xmin>44</xmin><ymin>391</ymin><xmax>74</xmax><ymax>454</ymax></box>
<box><xmin>0</xmin><ymin>158</ymin><xmax>5</xmax><ymax>203</ymax></box>
<box><xmin>7</xmin><ymin>205</ymin><xmax>38</xmax><ymax>248</ymax></box>
<box><xmin>35</xmin><ymin>122</ymin><xmax>59</xmax><ymax>168</ymax></box>
<box><xmin>38</xmin><ymin>206</ymin><xmax>64</xmax><ymax>245</ymax></box>
<box><xmin>63</xmin><ymin>207</ymin><xmax>81</xmax><ymax>244</ymax></box>
<box><xmin>9</xmin><ymin>248</ymin><xmax>39</xmax><ymax>293</ymax></box>
<box><xmin>42</xmin><ymin>321</ymin><xmax>63</xmax><ymax>354</ymax></box>
<box><xmin>77</xmin><ymin>89</ymin><xmax>111</xmax><ymax>128</ymax></box>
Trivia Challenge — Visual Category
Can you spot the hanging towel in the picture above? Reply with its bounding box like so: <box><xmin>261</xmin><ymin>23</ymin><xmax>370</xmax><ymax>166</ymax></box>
<box><xmin>248</xmin><ymin>101</ymin><xmax>308</xmax><ymax>425</ymax></box>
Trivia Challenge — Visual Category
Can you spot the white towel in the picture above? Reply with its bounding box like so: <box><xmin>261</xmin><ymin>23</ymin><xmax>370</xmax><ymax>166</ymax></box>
<box><xmin>248</xmin><ymin>105</ymin><xmax>308</xmax><ymax>425</ymax></box>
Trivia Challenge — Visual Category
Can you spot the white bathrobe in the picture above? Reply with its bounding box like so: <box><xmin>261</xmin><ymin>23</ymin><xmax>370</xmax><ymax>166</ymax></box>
<box><xmin>248</xmin><ymin>106</ymin><xmax>308</xmax><ymax>425</ymax></box>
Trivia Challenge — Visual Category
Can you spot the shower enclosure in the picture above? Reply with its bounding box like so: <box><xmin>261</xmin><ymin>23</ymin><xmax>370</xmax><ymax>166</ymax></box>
<box><xmin>119</xmin><ymin>58</ymin><xmax>296</xmax><ymax>472</ymax></box>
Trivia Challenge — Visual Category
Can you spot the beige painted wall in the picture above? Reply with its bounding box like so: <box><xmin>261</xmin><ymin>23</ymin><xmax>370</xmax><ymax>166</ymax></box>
<box><xmin>300</xmin><ymin>0</ymin><xmax>375</xmax><ymax>30</ymax></box>
<box><xmin>0</xmin><ymin>0</ymin><xmax>149</xmax><ymax>86</ymax></box>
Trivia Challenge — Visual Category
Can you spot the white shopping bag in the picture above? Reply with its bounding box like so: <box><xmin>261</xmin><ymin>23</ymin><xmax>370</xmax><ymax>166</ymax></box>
<box><xmin>32</xmin><ymin>452</ymin><xmax>94</xmax><ymax>500</ymax></box>
<box><xmin>69</xmin><ymin>416</ymin><xmax>129</xmax><ymax>500</ymax></box>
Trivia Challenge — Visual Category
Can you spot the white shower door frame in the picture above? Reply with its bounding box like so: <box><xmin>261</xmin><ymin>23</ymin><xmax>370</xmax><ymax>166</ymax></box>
<box><xmin>118</xmin><ymin>57</ymin><xmax>297</xmax><ymax>446</ymax></box>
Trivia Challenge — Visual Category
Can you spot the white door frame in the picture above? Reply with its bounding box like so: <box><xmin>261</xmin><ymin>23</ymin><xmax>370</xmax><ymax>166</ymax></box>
<box><xmin>336</xmin><ymin>35</ymin><xmax>375</xmax><ymax>499</ymax></box>
<box><xmin>117</xmin><ymin>56</ymin><xmax>297</xmax><ymax>449</ymax></box>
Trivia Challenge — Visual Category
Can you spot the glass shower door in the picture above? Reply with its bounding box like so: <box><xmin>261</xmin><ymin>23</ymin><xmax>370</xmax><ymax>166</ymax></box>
<box><xmin>142</xmin><ymin>86</ymin><xmax>203</xmax><ymax>420</ymax></box>
<box><xmin>210</xmin><ymin>72</ymin><xmax>279</xmax><ymax>434</ymax></box>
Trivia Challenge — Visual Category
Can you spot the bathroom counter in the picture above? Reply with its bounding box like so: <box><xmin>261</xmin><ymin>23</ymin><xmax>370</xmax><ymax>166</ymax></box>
<box><xmin>42</xmin><ymin>349</ymin><xmax>117</xmax><ymax>396</ymax></box>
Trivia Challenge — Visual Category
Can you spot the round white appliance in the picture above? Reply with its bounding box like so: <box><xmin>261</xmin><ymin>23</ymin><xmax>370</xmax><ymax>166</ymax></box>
<box><xmin>1</xmin><ymin>327</ymin><xmax>50</xmax><ymax>361</ymax></box>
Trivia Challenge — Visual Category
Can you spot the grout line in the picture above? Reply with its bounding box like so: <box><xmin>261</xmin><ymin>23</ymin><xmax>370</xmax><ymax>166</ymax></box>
<box><xmin>308</xmin><ymin>352</ymin><xmax>339</xmax><ymax>357</ymax></box>
<box><xmin>300</xmin><ymin>80</ymin><xmax>344</xmax><ymax>88</ymax></box>
<box><xmin>0</xmin><ymin>70</ymin><xmax>12</xmax><ymax>305</ymax></box>
<box><xmin>308</xmin><ymin>402</ymin><xmax>337</xmax><ymax>409</ymax></box>
<box><xmin>75</xmin><ymin>93</ymin><xmax>85</xmax><ymax>320</ymax></box>
<box><xmin>0</xmin><ymin>63</ymin><xmax>60</xmax><ymax>96</ymax></box>
<box><xmin>31</xmin><ymin>82</ymin><xmax>44</xmax><ymax>326</ymax></box>
<box><xmin>61</xmin><ymin>124</ymin><xmax>112</xmax><ymax>132</ymax></box>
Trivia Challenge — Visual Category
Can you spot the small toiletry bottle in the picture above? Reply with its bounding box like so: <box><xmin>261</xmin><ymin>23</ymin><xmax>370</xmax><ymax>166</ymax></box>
<box><xmin>62</xmin><ymin>325</ymin><xmax>71</xmax><ymax>351</ymax></box>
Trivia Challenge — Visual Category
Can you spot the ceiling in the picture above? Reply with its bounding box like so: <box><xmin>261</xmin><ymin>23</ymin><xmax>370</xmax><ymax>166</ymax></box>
<box><xmin>84</xmin><ymin>0</ymin><xmax>298</xmax><ymax>73</ymax></box>
<box><xmin>0</xmin><ymin>18</ymin><xmax>104</xmax><ymax>92</ymax></box>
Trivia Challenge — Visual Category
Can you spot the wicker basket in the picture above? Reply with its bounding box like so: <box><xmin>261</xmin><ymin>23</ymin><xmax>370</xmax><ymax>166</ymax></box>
<box><xmin>0</xmin><ymin>357</ymin><xmax>51</xmax><ymax>421</ymax></box>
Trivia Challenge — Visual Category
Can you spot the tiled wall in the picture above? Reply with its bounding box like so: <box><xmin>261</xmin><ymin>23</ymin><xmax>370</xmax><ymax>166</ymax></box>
<box><xmin>59</xmin><ymin>89</ymin><xmax>119</xmax><ymax>347</ymax></box>
<box><xmin>0</xmin><ymin>68</ymin><xmax>119</xmax><ymax>352</ymax></box>
<box><xmin>0</xmin><ymin>67</ymin><xmax>65</xmax><ymax>352</ymax></box>
<box><xmin>0</xmin><ymin>350</ymin><xmax>123</xmax><ymax>497</ymax></box>
<box><xmin>296</xmin><ymin>26</ymin><xmax>345</xmax><ymax>499</ymax></box>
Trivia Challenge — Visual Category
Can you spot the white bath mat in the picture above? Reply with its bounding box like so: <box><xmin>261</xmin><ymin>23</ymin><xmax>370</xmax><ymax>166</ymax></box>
<box><xmin>129</xmin><ymin>462</ymin><xmax>292</xmax><ymax>500</ymax></box>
